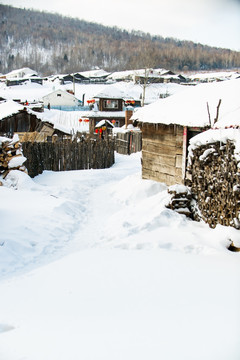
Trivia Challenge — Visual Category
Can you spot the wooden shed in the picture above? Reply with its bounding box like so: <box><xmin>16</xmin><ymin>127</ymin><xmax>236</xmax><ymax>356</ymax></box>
<box><xmin>131</xmin><ymin>79</ymin><xmax>239</xmax><ymax>186</ymax></box>
<box><xmin>0</xmin><ymin>100</ymin><xmax>73</xmax><ymax>139</ymax></box>
<box><xmin>136</xmin><ymin>122</ymin><xmax>204</xmax><ymax>185</ymax></box>
<box><xmin>0</xmin><ymin>100</ymin><xmax>41</xmax><ymax>135</ymax></box>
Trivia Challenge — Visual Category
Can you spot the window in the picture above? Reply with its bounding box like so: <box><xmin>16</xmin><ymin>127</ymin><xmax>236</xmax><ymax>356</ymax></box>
<box><xmin>103</xmin><ymin>99</ymin><xmax>118</xmax><ymax>109</ymax></box>
<box><xmin>57</xmin><ymin>93</ymin><xmax>62</xmax><ymax>97</ymax></box>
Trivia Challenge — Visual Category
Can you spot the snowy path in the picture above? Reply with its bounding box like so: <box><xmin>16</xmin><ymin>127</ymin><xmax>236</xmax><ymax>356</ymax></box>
<box><xmin>1</xmin><ymin>151</ymin><xmax>239</xmax><ymax>277</ymax></box>
<box><xmin>0</xmin><ymin>153</ymin><xmax>240</xmax><ymax>360</ymax></box>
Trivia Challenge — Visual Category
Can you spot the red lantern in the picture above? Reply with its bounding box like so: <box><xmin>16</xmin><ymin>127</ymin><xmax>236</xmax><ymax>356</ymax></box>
<box><xmin>79</xmin><ymin>119</ymin><xmax>82</xmax><ymax>122</ymax></box>
<box><xmin>95</xmin><ymin>129</ymin><xmax>98</xmax><ymax>134</ymax></box>
<box><xmin>87</xmin><ymin>99</ymin><xmax>95</xmax><ymax>104</ymax></box>
<box><xmin>99</xmin><ymin>128</ymin><xmax>103</xmax><ymax>134</ymax></box>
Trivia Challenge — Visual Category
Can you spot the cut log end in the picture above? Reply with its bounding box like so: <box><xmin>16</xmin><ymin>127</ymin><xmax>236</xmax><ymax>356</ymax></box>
<box><xmin>228</xmin><ymin>240</ymin><xmax>240</xmax><ymax>252</ymax></box>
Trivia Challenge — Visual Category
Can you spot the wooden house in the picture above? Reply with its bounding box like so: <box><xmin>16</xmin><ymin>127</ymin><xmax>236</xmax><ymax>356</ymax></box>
<box><xmin>0</xmin><ymin>100</ymin><xmax>41</xmax><ymax>135</ymax></box>
<box><xmin>0</xmin><ymin>100</ymin><xmax>73</xmax><ymax>139</ymax></box>
<box><xmin>61</xmin><ymin>73</ymin><xmax>89</xmax><ymax>84</ymax></box>
<box><xmin>79</xmin><ymin>69</ymin><xmax>111</xmax><ymax>83</ymax></box>
<box><xmin>83</xmin><ymin>85</ymin><xmax>136</xmax><ymax>133</ymax></box>
<box><xmin>5</xmin><ymin>67</ymin><xmax>38</xmax><ymax>79</ymax></box>
<box><xmin>131</xmin><ymin>79</ymin><xmax>239</xmax><ymax>186</ymax></box>
<box><xmin>133</xmin><ymin>68</ymin><xmax>186</xmax><ymax>84</ymax></box>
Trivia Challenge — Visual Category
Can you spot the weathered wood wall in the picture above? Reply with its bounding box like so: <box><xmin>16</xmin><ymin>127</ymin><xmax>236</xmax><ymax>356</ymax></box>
<box><xmin>0</xmin><ymin>112</ymin><xmax>40</xmax><ymax>135</ymax></box>
<box><xmin>141</xmin><ymin>123</ymin><xmax>184</xmax><ymax>185</ymax></box>
<box><xmin>115</xmin><ymin>131</ymin><xmax>142</xmax><ymax>155</ymax></box>
<box><xmin>189</xmin><ymin>140</ymin><xmax>240</xmax><ymax>229</ymax></box>
<box><xmin>22</xmin><ymin>136</ymin><xmax>115</xmax><ymax>178</ymax></box>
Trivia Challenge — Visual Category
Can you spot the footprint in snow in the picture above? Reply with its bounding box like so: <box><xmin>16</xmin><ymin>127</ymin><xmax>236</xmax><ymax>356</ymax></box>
<box><xmin>0</xmin><ymin>323</ymin><xmax>15</xmax><ymax>333</ymax></box>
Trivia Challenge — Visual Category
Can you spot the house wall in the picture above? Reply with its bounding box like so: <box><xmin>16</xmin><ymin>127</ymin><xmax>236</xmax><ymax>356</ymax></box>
<box><xmin>43</xmin><ymin>92</ymin><xmax>77</xmax><ymax>107</ymax></box>
<box><xmin>141</xmin><ymin>123</ymin><xmax>184</xmax><ymax>186</ymax></box>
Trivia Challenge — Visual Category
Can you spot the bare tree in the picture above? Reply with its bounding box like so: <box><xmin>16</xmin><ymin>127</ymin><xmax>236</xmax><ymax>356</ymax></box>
<box><xmin>135</xmin><ymin>68</ymin><xmax>152</xmax><ymax>107</ymax></box>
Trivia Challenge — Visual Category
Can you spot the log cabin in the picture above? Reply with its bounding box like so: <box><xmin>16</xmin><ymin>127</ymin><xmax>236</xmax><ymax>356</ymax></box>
<box><xmin>131</xmin><ymin>79</ymin><xmax>240</xmax><ymax>186</ymax></box>
<box><xmin>0</xmin><ymin>100</ymin><xmax>73</xmax><ymax>139</ymax></box>
<box><xmin>0</xmin><ymin>100</ymin><xmax>41</xmax><ymax>135</ymax></box>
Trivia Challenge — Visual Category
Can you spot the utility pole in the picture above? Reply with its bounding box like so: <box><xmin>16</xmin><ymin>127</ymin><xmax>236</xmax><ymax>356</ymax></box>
<box><xmin>73</xmin><ymin>74</ymin><xmax>75</xmax><ymax>95</ymax></box>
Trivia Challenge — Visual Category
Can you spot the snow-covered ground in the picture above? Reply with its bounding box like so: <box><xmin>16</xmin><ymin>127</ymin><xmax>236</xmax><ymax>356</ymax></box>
<box><xmin>0</xmin><ymin>78</ymin><xmax>186</xmax><ymax>105</ymax></box>
<box><xmin>0</xmin><ymin>153</ymin><xmax>240</xmax><ymax>360</ymax></box>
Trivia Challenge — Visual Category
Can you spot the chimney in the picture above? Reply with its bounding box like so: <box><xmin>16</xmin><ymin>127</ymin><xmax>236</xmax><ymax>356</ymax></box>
<box><xmin>125</xmin><ymin>106</ymin><xmax>134</xmax><ymax>128</ymax></box>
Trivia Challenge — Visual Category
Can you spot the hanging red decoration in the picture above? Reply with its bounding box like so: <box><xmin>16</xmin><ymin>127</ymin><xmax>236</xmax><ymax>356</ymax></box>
<box><xmin>79</xmin><ymin>119</ymin><xmax>82</xmax><ymax>122</ymax></box>
<box><xmin>87</xmin><ymin>99</ymin><xmax>95</xmax><ymax>104</ymax></box>
<box><xmin>125</xmin><ymin>100</ymin><xmax>135</xmax><ymax>105</ymax></box>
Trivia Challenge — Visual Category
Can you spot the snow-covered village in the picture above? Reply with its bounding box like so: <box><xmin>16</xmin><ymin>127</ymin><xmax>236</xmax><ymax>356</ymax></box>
<box><xmin>0</xmin><ymin>2</ymin><xmax>240</xmax><ymax>360</ymax></box>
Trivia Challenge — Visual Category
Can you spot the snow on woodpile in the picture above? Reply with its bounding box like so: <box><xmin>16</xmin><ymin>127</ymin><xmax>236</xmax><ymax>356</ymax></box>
<box><xmin>0</xmin><ymin>134</ymin><xmax>28</xmax><ymax>187</ymax></box>
<box><xmin>187</xmin><ymin>128</ymin><xmax>240</xmax><ymax>229</ymax></box>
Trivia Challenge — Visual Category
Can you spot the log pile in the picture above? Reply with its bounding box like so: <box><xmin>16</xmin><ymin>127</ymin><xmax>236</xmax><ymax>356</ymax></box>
<box><xmin>0</xmin><ymin>135</ymin><xmax>27</xmax><ymax>185</ymax></box>
<box><xmin>166</xmin><ymin>185</ymin><xmax>193</xmax><ymax>218</ymax></box>
<box><xmin>188</xmin><ymin>140</ymin><xmax>240</xmax><ymax>229</ymax></box>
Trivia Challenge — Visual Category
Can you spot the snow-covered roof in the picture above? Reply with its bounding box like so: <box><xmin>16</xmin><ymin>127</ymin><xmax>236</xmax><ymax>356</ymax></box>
<box><xmin>93</xmin><ymin>85</ymin><xmax>133</xmax><ymax>99</ymax></box>
<box><xmin>95</xmin><ymin>119</ymin><xmax>114</xmax><ymax>128</ymax></box>
<box><xmin>134</xmin><ymin>68</ymin><xmax>172</xmax><ymax>78</ymax></box>
<box><xmin>79</xmin><ymin>69</ymin><xmax>110</xmax><ymax>78</ymax></box>
<box><xmin>83</xmin><ymin>110</ymin><xmax>125</xmax><ymax>118</ymax></box>
<box><xmin>42</xmin><ymin>89</ymin><xmax>80</xmax><ymax>101</ymax></box>
<box><xmin>131</xmin><ymin>79</ymin><xmax>240</xmax><ymax>128</ymax></box>
<box><xmin>30</xmin><ymin>109</ymin><xmax>89</xmax><ymax>134</ymax></box>
<box><xmin>0</xmin><ymin>100</ymin><xmax>24</xmax><ymax>120</ymax></box>
<box><xmin>107</xmin><ymin>70</ymin><xmax>136</xmax><ymax>81</ymax></box>
<box><xmin>189</xmin><ymin>71</ymin><xmax>239</xmax><ymax>81</ymax></box>
<box><xmin>107</xmin><ymin>68</ymin><xmax>173</xmax><ymax>81</ymax></box>
<box><xmin>5</xmin><ymin>68</ymin><xmax>38</xmax><ymax>79</ymax></box>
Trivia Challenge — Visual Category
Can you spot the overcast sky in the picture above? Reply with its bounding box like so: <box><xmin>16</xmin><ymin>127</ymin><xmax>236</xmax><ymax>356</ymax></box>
<box><xmin>1</xmin><ymin>0</ymin><xmax>240</xmax><ymax>50</ymax></box>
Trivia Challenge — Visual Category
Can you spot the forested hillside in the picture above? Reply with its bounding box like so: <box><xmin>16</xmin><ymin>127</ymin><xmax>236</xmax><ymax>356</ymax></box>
<box><xmin>0</xmin><ymin>4</ymin><xmax>240</xmax><ymax>76</ymax></box>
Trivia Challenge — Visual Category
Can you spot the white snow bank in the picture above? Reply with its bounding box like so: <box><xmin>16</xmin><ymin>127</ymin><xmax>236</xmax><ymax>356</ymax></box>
<box><xmin>8</xmin><ymin>156</ymin><xmax>26</xmax><ymax>169</ymax></box>
<box><xmin>3</xmin><ymin>170</ymin><xmax>39</xmax><ymax>190</ymax></box>
<box><xmin>0</xmin><ymin>249</ymin><xmax>239</xmax><ymax>360</ymax></box>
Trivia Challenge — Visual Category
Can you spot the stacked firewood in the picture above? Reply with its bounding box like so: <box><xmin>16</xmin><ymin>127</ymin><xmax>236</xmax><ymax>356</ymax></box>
<box><xmin>188</xmin><ymin>140</ymin><xmax>240</xmax><ymax>229</ymax></box>
<box><xmin>0</xmin><ymin>135</ymin><xmax>27</xmax><ymax>185</ymax></box>
<box><xmin>166</xmin><ymin>185</ymin><xmax>193</xmax><ymax>218</ymax></box>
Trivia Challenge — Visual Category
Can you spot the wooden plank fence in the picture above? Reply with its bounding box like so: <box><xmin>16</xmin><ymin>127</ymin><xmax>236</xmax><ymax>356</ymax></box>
<box><xmin>115</xmin><ymin>131</ymin><xmax>142</xmax><ymax>155</ymax></box>
<box><xmin>22</xmin><ymin>136</ymin><xmax>115</xmax><ymax>177</ymax></box>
